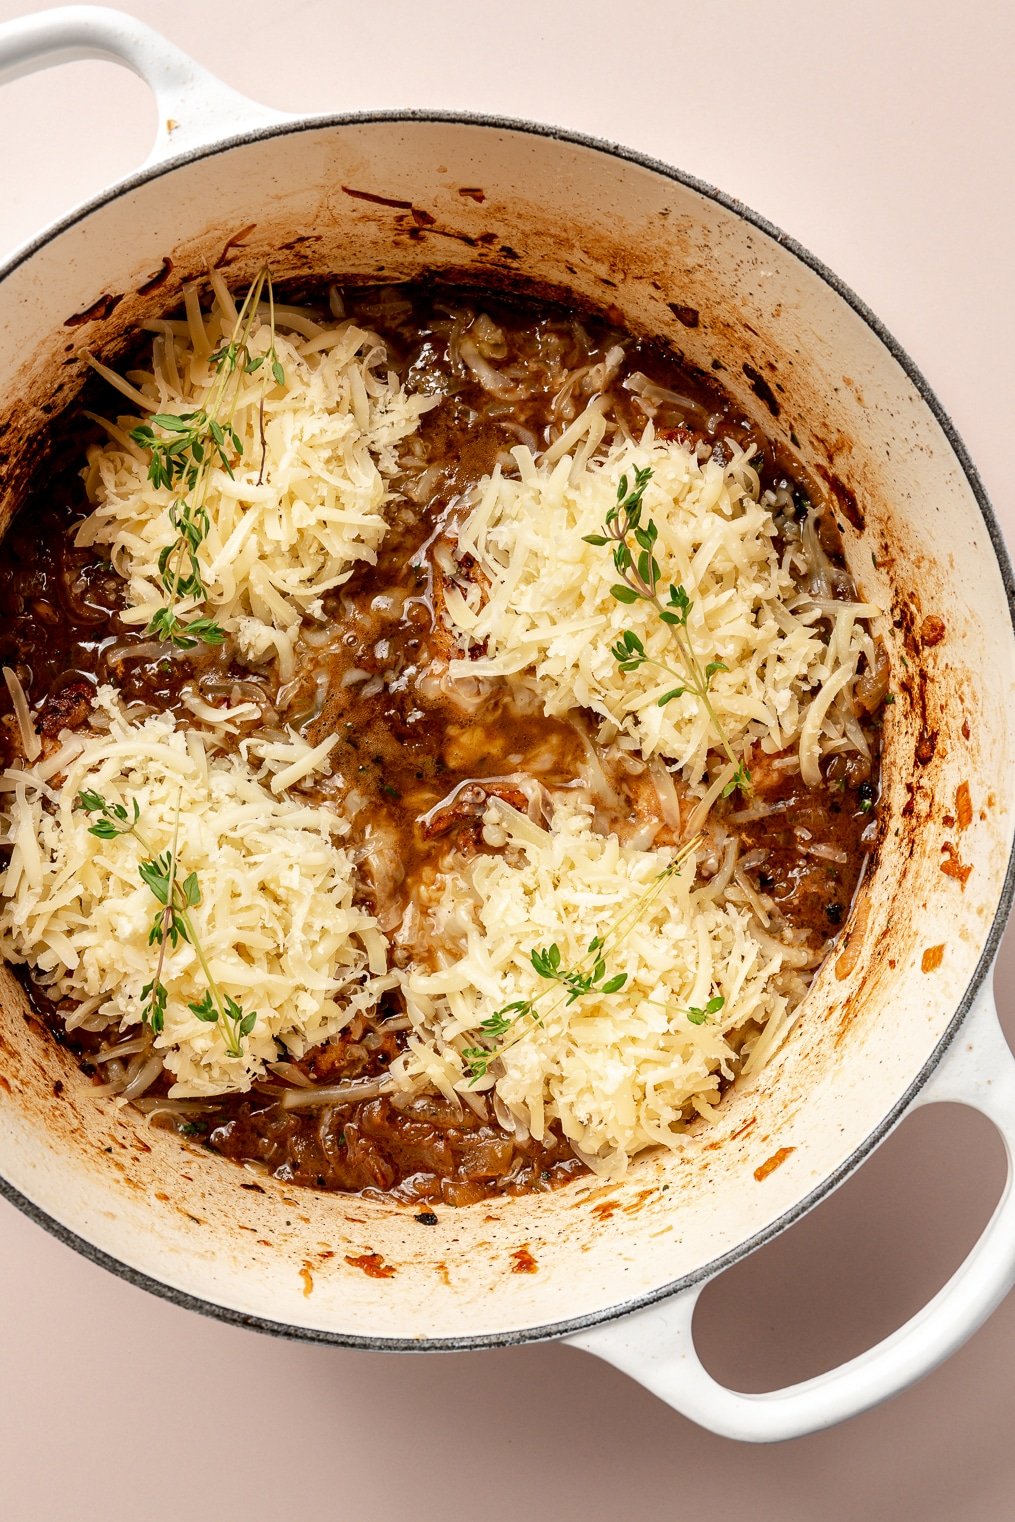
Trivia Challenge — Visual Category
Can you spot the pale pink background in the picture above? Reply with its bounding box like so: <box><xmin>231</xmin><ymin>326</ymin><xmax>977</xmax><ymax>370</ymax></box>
<box><xmin>1</xmin><ymin>1</ymin><xmax>1013</xmax><ymax>1515</ymax></box>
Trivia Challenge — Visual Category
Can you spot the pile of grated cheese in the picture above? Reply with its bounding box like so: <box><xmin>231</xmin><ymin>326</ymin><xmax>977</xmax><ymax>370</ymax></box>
<box><xmin>0</xmin><ymin>689</ymin><xmax>390</xmax><ymax>1096</ymax></box>
<box><xmin>444</xmin><ymin>426</ymin><xmax>879</xmax><ymax>786</ymax></box>
<box><xmin>76</xmin><ymin>277</ymin><xmax>435</xmax><ymax>681</ymax></box>
<box><xmin>392</xmin><ymin>798</ymin><xmax>793</xmax><ymax>1174</ymax></box>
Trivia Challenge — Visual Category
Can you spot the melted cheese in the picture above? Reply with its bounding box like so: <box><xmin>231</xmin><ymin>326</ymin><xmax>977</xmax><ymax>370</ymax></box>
<box><xmin>0</xmin><ymin>690</ymin><xmax>389</xmax><ymax>1096</ymax></box>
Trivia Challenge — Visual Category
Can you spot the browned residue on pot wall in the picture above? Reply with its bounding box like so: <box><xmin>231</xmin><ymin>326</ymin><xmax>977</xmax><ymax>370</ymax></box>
<box><xmin>668</xmin><ymin>301</ymin><xmax>699</xmax><ymax>327</ymax></box>
<box><xmin>64</xmin><ymin>291</ymin><xmax>123</xmax><ymax>327</ymax></box>
<box><xmin>742</xmin><ymin>361</ymin><xmax>780</xmax><ymax>417</ymax></box>
<box><xmin>754</xmin><ymin>1147</ymin><xmax>795</xmax><ymax>1182</ymax></box>
<box><xmin>137</xmin><ymin>256</ymin><xmax>174</xmax><ymax>295</ymax></box>
<box><xmin>956</xmin><ymin>782</ymin><xmax>973</xmax><ymax>830</ymax></box>
<box><xmin>816</xmin><ymin>464</ymin><xmax>865</xmax><ymax>532</ymax></box>
<box><xmin>940</xmin><ymin>843</ymin><xmax>973</xmax><ymax>889</ymax></box>
<box><xmin>921</xmin><ymin>614</ymin><xmax>946</xmax><ymax>647</ymax></box>
<box><xmin>345</xmin><ymin>1251</ymin><xmax>397</xmax><ymax>1279</ymax></box>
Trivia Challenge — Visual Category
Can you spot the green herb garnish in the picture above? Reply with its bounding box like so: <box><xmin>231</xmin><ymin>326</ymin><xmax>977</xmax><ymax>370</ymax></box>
<box><xmin>530</xmin><ymin>939</ymin><xmax>629</xmax><ymax>1002</ymax></box>
<box><xmin>686</xmin><ymin>994</ymin><xmax>725</xmax><ymax>1025</ymax></box>
<box><xmin>462</xmin><ymin>833</ymin><xmax>702</xmax><ymax>1082</ymax></box>
<box><xmin>114</xmin><ymin>267</ymin><xmax>285</xmax><ymax>650</ymax></box>
<box><xmin>584</xmin><ymin>467</ymin><xmax>750</xmax><ymax>797</ymax></box>
<box><xmin>77</xmin><ymin>788</ymin><xmax>256</xmax><ymax>1058</ymax></box>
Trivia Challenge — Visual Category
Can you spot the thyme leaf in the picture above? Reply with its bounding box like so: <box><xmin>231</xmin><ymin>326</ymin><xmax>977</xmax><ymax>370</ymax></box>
<box><xmin>530</xmin><ymin>940</ymin><xmax>628</xmax><ymax>1004</ymax></box>
<box><xmin>686</xmin><ymin>994</ymin><xmax>725</xmax><ymax>1026</ymax></box>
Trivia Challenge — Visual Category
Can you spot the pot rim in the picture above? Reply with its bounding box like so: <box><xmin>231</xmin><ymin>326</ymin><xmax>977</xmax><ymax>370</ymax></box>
<box><xmin>2</xmin><ymin>107</ymin><xmax>1013</xmax><ymax>1354</ymax></box>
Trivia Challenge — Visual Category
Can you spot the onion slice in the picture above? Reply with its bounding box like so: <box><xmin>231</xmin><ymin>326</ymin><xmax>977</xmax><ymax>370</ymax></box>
<box><xmin>280</xmin><ymin>1076</ymin><xmax>395</xmax><ymax>1110</ymax></box>
<box><xmin>3</xmin><ymin>667</ymin><xmax>40</xmax><ymax>761</ymax></box>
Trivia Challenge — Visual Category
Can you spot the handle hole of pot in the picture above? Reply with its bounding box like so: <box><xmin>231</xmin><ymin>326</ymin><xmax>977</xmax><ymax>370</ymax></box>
<box><xmin>691</xmin><ymin>1101</ymin><xmax>1005</xmax><ymax>1394</ymax></box>
<box><xmin>0</xmin><ymin>62</ymin><xmax>155</xmax><ymax>259</ymax></box>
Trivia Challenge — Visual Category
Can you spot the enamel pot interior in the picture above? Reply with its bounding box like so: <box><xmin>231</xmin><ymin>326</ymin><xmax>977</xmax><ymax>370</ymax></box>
<box><xmin>0</xmin><ymin>116</ymin><xmax>1012</xmax><ymax>1348</ymax></box>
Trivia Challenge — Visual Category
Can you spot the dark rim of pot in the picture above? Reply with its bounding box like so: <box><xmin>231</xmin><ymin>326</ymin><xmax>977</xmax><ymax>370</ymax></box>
<box><xmin>1</xmin><ymin>109</ymin><xmax>1013</xmax><ymax>1356</ymax></box>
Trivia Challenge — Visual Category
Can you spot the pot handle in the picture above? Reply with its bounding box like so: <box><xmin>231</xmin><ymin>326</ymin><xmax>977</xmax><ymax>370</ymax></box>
<box><xmin>568</xmin><ymin>972</ymin><xmax>1015</xmax><ymax>1441</ymax></box>
<box><xmin>0</xmin><ymin>5</ymin><xmax>285</xmax><ymax>169</ymax></box>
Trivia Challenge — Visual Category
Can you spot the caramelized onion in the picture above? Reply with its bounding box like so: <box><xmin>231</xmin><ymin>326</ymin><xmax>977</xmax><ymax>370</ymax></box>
<box><xmin>56</xmin><ymin>564</ymin><xmax>112</xmax><ymax>626</ymax></box>
<box><xmin>622</xmin><ymin>370</ymin><xmax>704</xmax><ymax>415</ymax></box>
<box><xmin>458</xmin><ymin>338</ymin><xmax>519</xmax><ymax>398</ymax></box>
<box><xmin>118</xmin><ymin>1051</ymin><xmax>163</xmax><ymax>1100</ymax></box>
<box><xmin>854</xmin><ymin>639</ymin><xmax>891</xmax><ymax>714</ymax></box>
<box><xmin>102</xmin><ymin>639</ymin><xmax>181</xmax><ymax>667</ymax></box>
<box><xmin>2</xmin><ymin>667</ymin><xmax>40</xmax><ymax>760</ymax></box>
<box><xmin>280</xmin><ymin>1077</ymin><xmax>395</xmax><ymax>1110</ymax></box>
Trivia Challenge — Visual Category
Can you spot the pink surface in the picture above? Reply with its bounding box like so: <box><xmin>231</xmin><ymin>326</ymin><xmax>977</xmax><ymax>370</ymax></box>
<box><xmin>0</xmin><ymin>0</ymin><xmax>1013</xmax><ymax>1513</ymax></box>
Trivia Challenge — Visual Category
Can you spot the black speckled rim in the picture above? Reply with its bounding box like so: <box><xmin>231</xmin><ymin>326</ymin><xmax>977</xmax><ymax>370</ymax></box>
<box><xmin>2</xmin><ymin>109</ymin><xmax>1014</xmax><ymax>1354</ymax></box>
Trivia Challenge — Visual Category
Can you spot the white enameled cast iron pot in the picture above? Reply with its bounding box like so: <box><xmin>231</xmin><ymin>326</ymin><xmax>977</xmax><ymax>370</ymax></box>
<box><xmin>0</xmin><ymin>6</ymin><xmax>1013</xmax><ymax>1445</ymax></box>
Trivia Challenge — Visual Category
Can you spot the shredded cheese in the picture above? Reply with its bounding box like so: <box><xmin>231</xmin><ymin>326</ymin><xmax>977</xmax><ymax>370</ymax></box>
<box><xmin>76</xmin><ymin>287</ymin><xmax>435</xmax><ymax>681</ymax></box>
<box><xmin>444</xmin><ymin>428</ymin><xmax>878</xmax><ymax>785</ymax></box>
<box><xmin>0</xmin><ymin>690</ymin><xmax>389</xmax><ymax>1096</ymax></box>
<box><xmin>393</xmin><ymin>799</ymin><xmax>794</xmax><ymax>1174</ymax></box>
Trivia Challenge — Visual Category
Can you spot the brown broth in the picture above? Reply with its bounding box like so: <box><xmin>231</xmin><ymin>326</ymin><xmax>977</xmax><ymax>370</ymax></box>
<box><xmin>0</xmin><ymin>284</ymin><xmax>881</xmax><ymax>1205</ymax></box>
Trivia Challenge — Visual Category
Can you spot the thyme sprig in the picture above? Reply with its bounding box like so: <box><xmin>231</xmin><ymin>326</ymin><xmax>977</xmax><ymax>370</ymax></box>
<box><xmin>123</xmin><ymin>267</ymin><xmax>285</xmax><ymax>650</ymax></box>
<box><xmin>461</xmin><ymin>833</ymin><xmax>703</xmax><ymax>1082</ymax></box>
<box><xmin>584</xmin><ymin>467</ymin><xmax>751</xmax><ymax>797</ymax></box>
<box><xmin>530</xmin><ymin>939</ymin><xmax>629</xmax><ymax>1003</ymax></box>
<box><xmin>77</xmin><ymin>789</ymin><xmax>257</xmax><ymax>1059</ymax></box>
